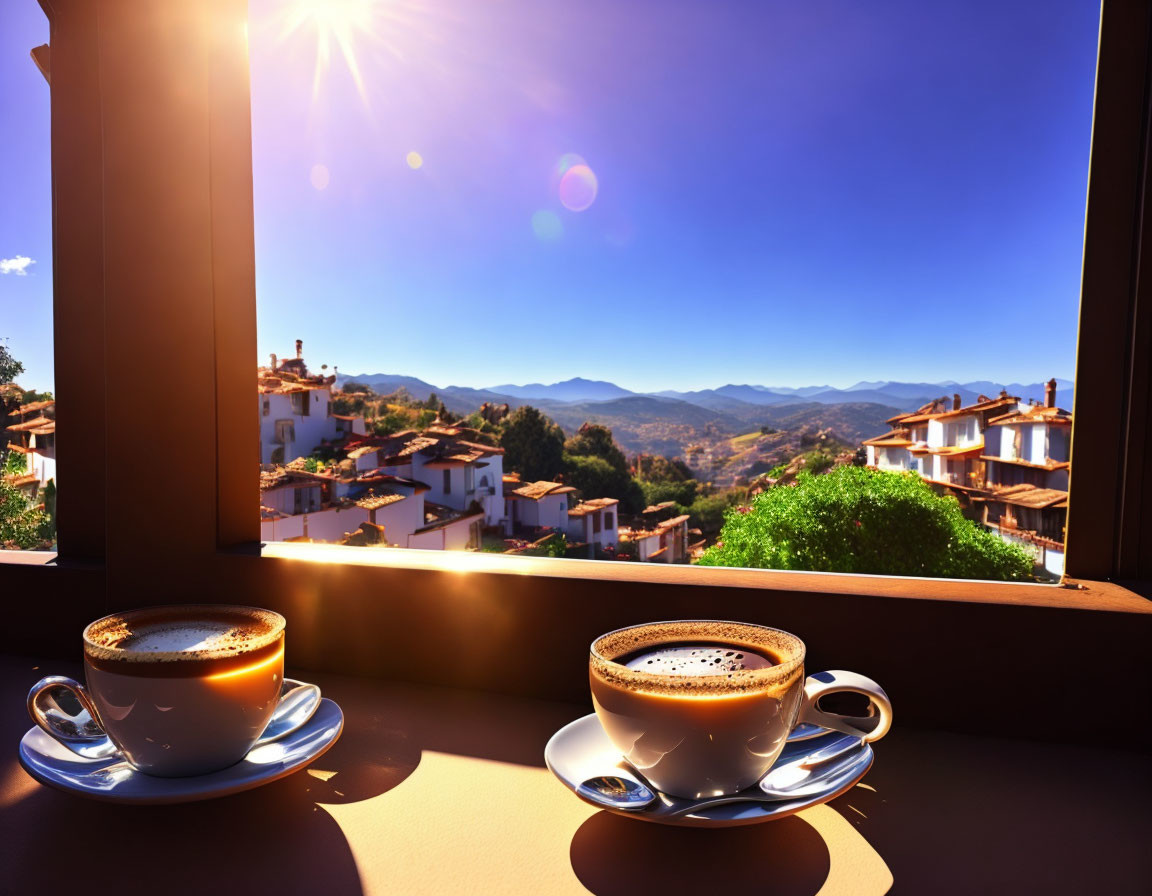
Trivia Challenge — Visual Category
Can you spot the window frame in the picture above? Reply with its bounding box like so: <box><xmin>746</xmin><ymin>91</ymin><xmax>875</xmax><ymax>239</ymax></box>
<box><xmin>5</xmin><ymin>0</ymin><xmax>1151</xmax><ymax>745</ymax></box>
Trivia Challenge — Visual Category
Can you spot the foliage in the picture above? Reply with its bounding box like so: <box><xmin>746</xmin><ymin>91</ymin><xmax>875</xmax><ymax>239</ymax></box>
<box><xmin>564</xmin><ymin>453</ymin><xmax>646</xmax><ymax>513</ymax></box>
<box><xmin>638</xmin><ymin>477</ymin><xmax>699</xmax><ymax>509</ymax></box>
<box><xmin>0</xmin><ymin>479</ymin><xmax>54</xmax><ymax>550</ymax></box>
<box><xmin>0</xmin><ymin>342</ymin><xmax>25</xmax><ymax>384</ymax></box>
<box><xmin>371</xmin><ymin>411</ymin><xmax>411</xmax><ymax>436</ymax></box>
<box><xmin>500</xmin><ymin>406</ymin><xmax>566</xmax><ymax>481</ymax></box>
<box><xmin>525</xmin><ymin>532</ymin><xmax>568</xmax><ymax>558</ymax></box>
<box><xmin>698</xmin><ymin>467</ymin><xmax>1034</xmax><ymax>581</ymax></box>
<box><xmin>686</xmin><ymin>490</ymin><xmax>745</xmax><ymax>536</ymax></box>
<box><xmin>635</xmin><ymin>455</ymin><xmax>694</xmax><ymax>482</ymax></box>
<box><xmin>802</xmin><ymin>450</ymin><xmax>835</xmax><ymax>475</ymax></box>
<box><xmin>767</xmin><ymin>463</ymin><xmax>789</xmax><ymax>479</ymax></box>
<box><xmin>300</xmin><ymin>457</ymin><xmax>327</xmax><ymax>473</ymax></box>
<box><xmin>564</xmin><ymin>424</ymin><xmax>628</xmax><ymax>471</ymax></box>
<box><xmin>3</xmin><ymin>449</ymin><xmax>25</xmax><ymax>475</ymax></box>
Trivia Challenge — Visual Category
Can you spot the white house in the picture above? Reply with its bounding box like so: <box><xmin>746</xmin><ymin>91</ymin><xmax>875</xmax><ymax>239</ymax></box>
<box><xmin>4</xmin><ymin>399</ymin><xmax>56</xmax><ymax>489</ymax></box>
<box><xmin>620</xmin><ymin>514</ymin><xmax>690</xmax><ymax>563</ymax></box>
<box><xmin>362</xmin><ymin>426</ymin><xmax>507</xmax><ymax>528</ymax></box>
<box><xmin>502</xmin><ymin>477</ymin><xmax>575</xmax><ymax>535</ymax></box>
<box><xmin>566</xmin><ymin>498</ymin><xmax>619</xmax><ymax>550</ymax></box>
<box><xmin>978</xmin><ymin>386</ymin><xmax>1072</xmax><ymax>577</ymax></box>
<box><xmin>258</xmin><ymin>342</ymin><xmax>365</xmax><ymax>465</ymax></box>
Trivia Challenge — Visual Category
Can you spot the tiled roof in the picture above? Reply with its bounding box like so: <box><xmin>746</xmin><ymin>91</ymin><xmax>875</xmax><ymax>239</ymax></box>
<box><xmin>355</xmin><ymin>490</ymin><xmax>407</xmax><ymax>510</ymax></box>
<box><xmin>508</xmin><ymin>480</ymin><xmax>575</xmax><ymax>500</ymax></box>
<box><xmin>416</xmin><ymin>502</ymin><xmax>484</xmax><ymax>533</ymax></box>
<box><xmin>568</xmin><ymin>497</ymin><xmax>619</xmax><ymax>517</ymax></box>
<box><xmin>641</xmin><ymin>501</ymin><xmax>677</xmax><ymax>514</ymax></box>
<box><xmin>988</xmin><ymin>405</ymin><xmax>1072</xmax><ymax>426</ymax></box>
<box><xmin>14</xmin><ymin>400</ymin><xmax>54</xmax><ymax>416</ymax></box>
<box><xmin>3</xmin><ymin>473</ymin><xmax>38</xmax><ymax>489</ymax></box>
<box><xmin>620</xmin><ymin>514</ymin><xmax>689</xmax><ymax>541</ymax></box>
<box><xmin>347</xmin><ymin>446</ymin><xmax>380</xmax><ymax>460</ymax></box>
<box><xmin>932</xmin><ymin>396</ymin><xmax>1019</xmax><ymax>421</ymax></box>
<box><xmin>862</xmin><ymin>430</ymin><xmax>912</xmax><ymax>447</ymax></box>
<box><xmin>980</xmin><ymin>455</ymin><xmax>1070</xmax><ymax>471</ymax></box>
<box><xmin>5</xmin><ymin>416</ymin><xmax>51</xmax><ymax>433</ymax></box>
<box><xmin>984</xmin><ymin>484</ymin><xmax>1068</xmax><ymax>509</ymax></box>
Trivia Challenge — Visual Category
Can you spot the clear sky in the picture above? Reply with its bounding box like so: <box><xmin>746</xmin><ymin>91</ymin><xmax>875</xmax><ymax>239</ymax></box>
<box><xmin>2</xmin><ymin>0</ymin><xmax>1099</xmax><ymax>393</ymax></box>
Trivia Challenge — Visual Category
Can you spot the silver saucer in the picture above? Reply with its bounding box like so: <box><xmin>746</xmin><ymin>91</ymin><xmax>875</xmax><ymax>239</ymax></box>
<box><xmin>18</xmin><ymin>697</ymin><xmax>344</xmax><ymax>805</ymax></box>
<box><xmin>545</xmin><ymin>714</ymin><xmax>873</xmax><ymax>827</ymax></box>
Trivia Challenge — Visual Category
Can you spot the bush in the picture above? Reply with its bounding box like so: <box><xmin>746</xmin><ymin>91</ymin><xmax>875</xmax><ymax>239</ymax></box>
<box><xmin>803</xmin><ymin>450</ymin><xmax>835</xmax><ymax>475</ymax></box>
<box><xmin>0</xmin><ymin>479</ymin><xmax>54</xmax><ymax>550</ymax></box>
<box><xmin>698</xmin><ymin>467</ymin><xmax>1033</xmax><ymax>581</ymax></box>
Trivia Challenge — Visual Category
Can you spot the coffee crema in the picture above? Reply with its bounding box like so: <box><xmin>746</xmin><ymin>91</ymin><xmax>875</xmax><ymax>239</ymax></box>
<box><xmin>84</xmin><ymin>605</ymin><xmax>283</xmax><ymax>677</ymax></box>
<box><xmin>619</xmin><ymin>642</ymin><xmax>778</xmax><ymax>676</ymax></box>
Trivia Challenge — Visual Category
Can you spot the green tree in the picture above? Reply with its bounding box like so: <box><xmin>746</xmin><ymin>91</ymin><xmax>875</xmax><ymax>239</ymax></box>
<box><xmin>639</xmin><ymin>477</ymin><xmax>699</xmax><ymax>508</ymax></box>
<box><xmin>803</xmin><ymin>450</ymin><xmax>835</xmax><ymax>475</ymax></box>
<box><xmin>687</xmin><ymin>490</ymin><xmax>744</xmax><ymax>536</ymax></box>
<box><xmin>500</xmin><ymin>406</ymin><xmax>566</xmax><ymax>481</ymax></box>
<box><xmin>564</xmin><ymin>423</ymin><xmax>628</xmax><ymax>471</ymax></box>
<box><xmin>0</xmin><ymin>342</ymin><xmax>24</xmax><ymax>384</ymax></box>
<box><xmin>0</xmin><ymin>479</ymin><xmax>53</xmax><ymax>550</ymax></box>
<box><xmin>698</xmin><ymin>467</ymin><xmax>1033</xmax><ymax>581</ymax></box>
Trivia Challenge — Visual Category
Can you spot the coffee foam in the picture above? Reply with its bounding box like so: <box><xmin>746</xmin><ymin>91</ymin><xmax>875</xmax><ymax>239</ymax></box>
<box><xmin>591</xmin><ymin>621</ymin><xmax>804</xmax><ymax>697</ymax></box>
<box><xmin>84</xmin><ymin>605</ymin><xmax>283</xmax><ymax>665</ymax></box>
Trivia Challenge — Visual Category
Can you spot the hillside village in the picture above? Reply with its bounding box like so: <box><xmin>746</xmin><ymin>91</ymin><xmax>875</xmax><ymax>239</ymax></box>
<box><xmin>862</xmin><ymin>381</ymin><xmax>1071</xmax><ymax>577</ymax></box>
<box><xmin>0</xmin><ymin>341</ymin><xmax>1072</xmax><ymax>577</ymax></box>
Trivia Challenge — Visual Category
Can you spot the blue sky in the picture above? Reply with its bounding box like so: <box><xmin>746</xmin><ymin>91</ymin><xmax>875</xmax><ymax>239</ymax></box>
<box><xmin>3</xmin><ymin>0</ymin><xmax>1099</xmax><ymax>393</ymax></box>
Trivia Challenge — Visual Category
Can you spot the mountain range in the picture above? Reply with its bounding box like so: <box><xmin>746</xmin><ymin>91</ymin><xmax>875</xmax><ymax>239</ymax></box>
<box><xmin>337</xmin><ymin>373</ymin><xmax>1074</xmax><ymax>418</ymax></box>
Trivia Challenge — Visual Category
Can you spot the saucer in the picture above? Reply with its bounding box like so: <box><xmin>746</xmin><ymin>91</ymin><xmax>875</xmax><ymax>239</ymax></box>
<box><xmin>18</xmin><ymin>698</ymin><xmax>344</xmax><ymax>805</ymax></box>
<box><xmin>545</xmin><ymin>714</ymin><xmax>873</xmax><ymax>828</ymax></box>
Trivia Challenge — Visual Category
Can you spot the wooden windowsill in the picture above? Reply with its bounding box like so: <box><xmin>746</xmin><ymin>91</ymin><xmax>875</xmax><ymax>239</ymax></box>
<box><xmin>1</xmin><ymin>654</ymin><xmax>1147</xmax><ymax>895</ymax></box>
<box><xmin>257</xmin><ymin>540</ymin><xmax>1152</xmax><ymax>614</ymax></box>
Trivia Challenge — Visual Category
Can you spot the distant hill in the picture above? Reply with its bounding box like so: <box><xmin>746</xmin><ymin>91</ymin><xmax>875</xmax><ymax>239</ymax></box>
<box><xmin>484</xmin><ymin>377</ymin><xmax>634</xmax><ymax>402</ymax></box>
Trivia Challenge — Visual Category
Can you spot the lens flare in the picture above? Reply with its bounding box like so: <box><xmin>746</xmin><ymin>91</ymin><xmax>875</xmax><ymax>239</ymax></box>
<box><xmin>406</xmin><ymin>151</ymin><xmax>424</xmax><ymax>170</ymax></box>
<box><xmin>558</xmin><ymin>163</ymin><xmax>598</xmax><ymax>212</ymax></box>
<box><xmin>310</xmin><ymin>163</ymin><xmax>331</xmax><ymax>190</ymax></box>
<box><xmin>531</xmin><ymin>209</ymin><xmax>563</xmax><ymax>241</ymax></box>
<box><xmin>556</xmin><ymin>152</ymin><xmax>587</xmax><ymax>175</ymax></box>
<box><xmin>279</xmin><ymin>0</ymin><xmax>377</xmax><ymax>101</ymax></box>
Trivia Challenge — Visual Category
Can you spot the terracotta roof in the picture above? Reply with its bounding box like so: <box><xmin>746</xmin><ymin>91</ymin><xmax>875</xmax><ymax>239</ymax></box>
<box><xmin>984</xmin><ymin>484</ymin><xmax>1068</xmax><ymax>509</ymax></box>
<box><xmin>259</xmin><ymin>505</ymin><xmax>289</xmax><ymax>521</ymax></box>
<box><xmin>355</xmin><ymin>490</ymin><xmax>407</xmax><ymax>510</ymax></box>
<box><xmin>415</xmin><ymin>503</ymin><xmax>484</xmax><ymax>533</ymax></box>
<box><xmin>620</xmin><ymin>514</ymin><xmax>689</xmax><ymax>541</ymax></box>
<box><xmin>887</xmin><ymin>398</ymin><xmax>951</xmax><ymax>425</ymax></box>
<box><xmin>647</xmin><ymin>546</ymin><xmax>668</xmax><ymax>559</ymax></box>
<box><xmin>6</xmin><ymin>416</ymin><xmax>51</xmax><ymax>433</ymax></box>
<box><xmin>347</xmin><ymin>446</ymin><xmax>380</xmax><ymax>460</ymax></box>
<box><xmin>14</xmin><ymin>400</ymin><xmax>54</xmax><ymax>416</ymax></box>
<box><xmin>340</xmin><ymin>521</ymin><xmax>389</xmax><ymax>547</ymax></box>
<box><xmin>981</xmin><ymin>455</ymin><xmax>1070</xmax><ymax>471</ymax></box>
<box><xmin>988</xmin><ymin>405</ymin><xmax>1072</xmax><ymax>426</ymax></box>
<box><xmin>507</xmin><ymin>480</ymin><xmax>575</xmax><ymax>500</ymax></box>
<box><xmin>932</xmin><ymin>396</ymin><xmax>1019</xmax><ymax>421</ymax></box>
<box><xmin>259</xmin><ymin>467</ymin><xmax>328</xmax><ymax>491</ymax></box>
<box><xmin>3</xmin><ymin>473</ymin><xmax>38</xmax><ymax>489</ymax></box>
<box><xmin>862</xmin><ymin>430</ymin><xmax>912</xmax><ymax>447</ymax></box>
<box><xmin>568</xmin><ymin>497</ymin><xmax>619</xmax><ymax>517</ymax></box>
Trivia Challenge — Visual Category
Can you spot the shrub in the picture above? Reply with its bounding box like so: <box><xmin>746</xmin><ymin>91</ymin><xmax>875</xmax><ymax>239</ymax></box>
<box><xmin>698</xmin><ymin>467</ymin><xmax>1033</xmax><ymax>581</ymax></box>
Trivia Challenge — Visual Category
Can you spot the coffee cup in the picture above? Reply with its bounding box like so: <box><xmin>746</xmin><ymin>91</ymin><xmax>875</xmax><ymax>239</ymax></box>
<box><xmin>26</xmin><ymin>604</ymin><xmax>319</xmax><ymax>777</ymax></box>
<box><xmin>589</xmin><ymin>620</ymin><xmax>892</xmax><ymax>799</ymax></box>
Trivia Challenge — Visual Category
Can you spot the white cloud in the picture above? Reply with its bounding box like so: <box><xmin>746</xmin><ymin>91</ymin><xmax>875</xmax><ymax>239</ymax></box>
<box><xmin>0</xmin><ymin>256</ymin><xmax>36</xmax><ymax>276</ymax></box>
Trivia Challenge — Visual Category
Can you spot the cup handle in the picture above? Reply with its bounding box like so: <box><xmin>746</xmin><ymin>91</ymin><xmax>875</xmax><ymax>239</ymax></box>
<box><xmin>797</xmin><ymin>670</ymin><xmax>893</xmax><ymax>743</ymax></box>
<box><xmin>255</xmin><ymin>678</ymin><xmax>322</xmax><ymax>746</ymax></box>
<box><xmin>26</xmin><ymin>676</ymin><xmax>123</xmax><ymax>761</ymax></box>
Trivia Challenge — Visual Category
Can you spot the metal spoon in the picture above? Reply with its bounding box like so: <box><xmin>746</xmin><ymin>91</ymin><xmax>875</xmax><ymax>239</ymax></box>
<box><xmin>575</xmin><ymin>733</ymin><xmax>867</xmax><ymax>816</ymax></box>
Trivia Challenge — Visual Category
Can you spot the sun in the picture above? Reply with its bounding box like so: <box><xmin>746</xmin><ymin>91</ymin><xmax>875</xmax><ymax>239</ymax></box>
<box><xmin>279</xmin><ymin>0</ymin><xmax>379</xmax><ymax>101</ymax></box>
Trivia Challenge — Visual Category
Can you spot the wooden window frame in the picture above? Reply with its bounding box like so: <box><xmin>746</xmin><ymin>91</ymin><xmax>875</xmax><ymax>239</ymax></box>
<box><xmin>4</xmin><ymin>0</ymin><xmax>1151</xmax><ymax>745</ymax></box>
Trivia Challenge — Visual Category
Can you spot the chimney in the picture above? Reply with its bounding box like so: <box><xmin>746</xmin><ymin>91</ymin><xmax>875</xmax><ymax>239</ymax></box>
<box><xmin>952</xmin><ymin>393</ymin><xmax>961</xmax><ymax>411</ymax></box>
<box><xmin>295</xmin><ymin>339</ymin><xmax>303</xmax><ymax>360</ymax></box>
<box><xmin>999</xmin><ymin>389</ymin><xmax>1008</xmax><ymax>398</ymax></box>
<box><xmin>270</xmin><ymin>353</ymin><xmax>277</xmax><ymax>370</ymax></box>
<box><xmin>1045</xmin><ymin>378</ymin><xmax>1057</xmax><ymax>408</ymax></box>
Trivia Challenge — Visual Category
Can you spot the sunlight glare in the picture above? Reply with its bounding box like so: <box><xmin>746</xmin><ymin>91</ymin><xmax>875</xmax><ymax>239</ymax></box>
<box><xmin>280</xmin><ymin>0</ymin><xmax>379</xmax><ymax>101</ymax></box>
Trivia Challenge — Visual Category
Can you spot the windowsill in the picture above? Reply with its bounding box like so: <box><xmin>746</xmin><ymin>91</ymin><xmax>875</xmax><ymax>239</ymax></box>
<box><xmin>256</xmin><ymin>540</ymin><xmax>1152</xmax><ymax>614</ymax></box>
<box><xmin>0</xmin><ymin>550</ymin><xmax>58</xmax><ymax>566</ymax></box>
<box><xmin>1</xmin><ymin>653</ymin><xmax>1147</xmax><ymax>894</ymax></box>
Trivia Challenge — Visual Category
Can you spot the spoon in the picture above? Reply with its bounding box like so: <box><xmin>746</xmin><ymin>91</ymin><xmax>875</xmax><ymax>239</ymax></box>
<box><xmin>575</xmin><ymin>733</ymin><xmax>868</xmax><ymax>816</ymax></box>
